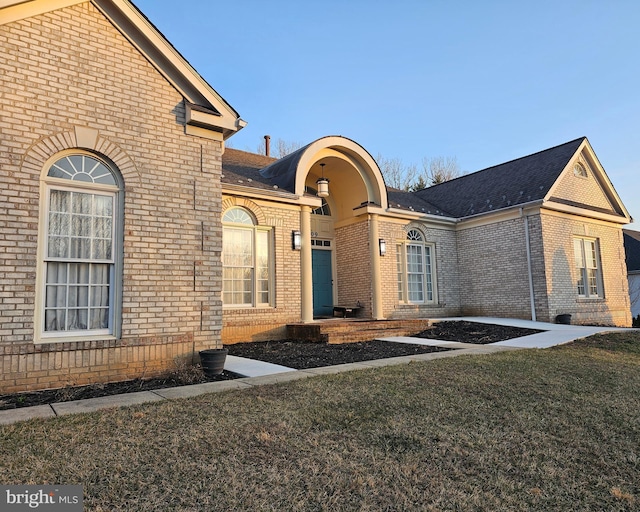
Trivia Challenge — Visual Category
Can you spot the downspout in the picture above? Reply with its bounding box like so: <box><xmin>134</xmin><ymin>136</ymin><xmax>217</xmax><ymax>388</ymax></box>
<box><xmin>522</xmin><ymin>208</ymin><xmax>537</xmax><ymax>321</ymax></box>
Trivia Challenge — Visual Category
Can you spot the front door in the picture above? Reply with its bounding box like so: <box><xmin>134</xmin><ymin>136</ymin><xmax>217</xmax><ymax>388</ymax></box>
<box><xmin>312</xmin><ymin>249</ymin><xmax>333</xmax><ymax>317</ymax></box>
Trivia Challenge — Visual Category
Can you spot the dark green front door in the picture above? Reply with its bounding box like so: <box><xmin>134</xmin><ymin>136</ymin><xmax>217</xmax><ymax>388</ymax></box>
<box><xmin>312</xmin><ymin>249</ymin><xmax>333</xmax><ymax>317</ymax></box>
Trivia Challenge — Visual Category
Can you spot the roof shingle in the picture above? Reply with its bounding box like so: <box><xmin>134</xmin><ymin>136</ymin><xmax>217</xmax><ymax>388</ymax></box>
<box><xmin>413</xmin><ymin>137</ymin><xmax>586</xmax><ymax>218</ymax></box>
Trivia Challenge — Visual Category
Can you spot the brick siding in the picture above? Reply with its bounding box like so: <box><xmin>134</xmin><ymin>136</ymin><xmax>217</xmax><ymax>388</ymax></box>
<box><xmin>221</xmin><ymin>196</ymin><xmax>302</xmax><ymax>343</ymax></box>
<box><xmin>0</xmin><ymin>3</ymin><xmax>223</xmax><ymax>392</ymax></box>
<box><xmin>539</xmin><ymin>212</ymin><xmax>631</xmax><ymax>326</ymax></box>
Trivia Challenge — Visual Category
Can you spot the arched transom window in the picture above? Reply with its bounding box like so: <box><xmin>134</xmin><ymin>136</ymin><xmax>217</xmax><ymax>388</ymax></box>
<box><xmin>39</xmin><ymin>152</ymin><xmax>122</xmax><ymax>339</ymax></box>
<box><xmin>396</xmin><ymin>228</ymin><xmax>436</xmax><ymax>304</ymax></box>
<box><xmin>305</xmin><ymin>186</ymin><xmax>332</xmax><ymax>216</ymax></box>
<box><xmin>573</xmin><ymin>162</ymin><xmax>588</xmax><ymax>178</ymax></box>
<box><xmin>222</xmin><ymin>207</ymin><xmax>272</xmax><ymax>307</ymax></box>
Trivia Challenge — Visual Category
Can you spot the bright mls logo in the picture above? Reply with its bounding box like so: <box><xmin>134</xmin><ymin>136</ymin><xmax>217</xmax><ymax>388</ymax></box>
<box><xmin>1</xmin><ymin>486</ymin><xmax>83</xmax><ymax>511</ymax></box>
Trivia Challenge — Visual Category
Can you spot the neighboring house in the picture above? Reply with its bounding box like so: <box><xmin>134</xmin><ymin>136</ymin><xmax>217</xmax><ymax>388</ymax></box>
<box><xmin>0</xmin><ymin>0</ymin><xmax>633</xmax><ymax>393</ymax></box>
<box><xmin>623</xmin><ymin>229</ymin><xmax>640</xmax><ymax>320</ymax></box>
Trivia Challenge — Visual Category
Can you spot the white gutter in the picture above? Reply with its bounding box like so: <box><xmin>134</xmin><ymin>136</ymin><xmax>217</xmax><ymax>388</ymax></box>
<box><xmin>521</xmin><ymin>208</ymin><xmax>537</xmax><ymax>321</ymax></box>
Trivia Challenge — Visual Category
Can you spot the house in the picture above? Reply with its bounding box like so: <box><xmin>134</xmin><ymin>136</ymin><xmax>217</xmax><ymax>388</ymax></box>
<box><xmin>623</xmin><ymin>229</ymin><xmax>640</xmax><ymax>320</ymax></box>
<box><xmin>0</xmin><ymin>0</ymin><xmax>632</xmax><ymax>393</ymax></box>
<box><xmin>220</xmin><ymin>137</ymin><xmax>632</xmax><ymax>342</ymax></box>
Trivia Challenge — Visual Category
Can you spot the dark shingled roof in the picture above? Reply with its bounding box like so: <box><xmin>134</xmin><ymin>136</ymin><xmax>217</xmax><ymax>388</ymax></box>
<box><xmin>222</xmin><ymin>148</ymin><xmax>280</xmax><ymax>191</ymax></box>
<box><xmin>623</xmin><ymin>229</ymin><xmax>640</xmax><ymax>272</ymax></box>
<box><xmin>387</xmin><ymin>188</ymin><xmax>455</xmax><ymax>217</ymax></box>
<box><xmin>258</xmin><ymin>143</ymin><xmax>314</xmax><ymax>193</ymax></box>
<box><xmin>413</xmin><ymin>137</ymin><xmax>586</xmax><ymax>218</ymax></box>
<box><xmin>222</xmin><ymin>138</ymin><xmax>610</xmax><ymax>221</ymax></box>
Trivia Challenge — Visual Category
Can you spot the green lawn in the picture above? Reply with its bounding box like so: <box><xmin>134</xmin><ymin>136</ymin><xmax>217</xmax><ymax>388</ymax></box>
<box><xmin>1</xmin><ymin>332</ymin><xmax>639</xmax><ymax>511</ymax></box>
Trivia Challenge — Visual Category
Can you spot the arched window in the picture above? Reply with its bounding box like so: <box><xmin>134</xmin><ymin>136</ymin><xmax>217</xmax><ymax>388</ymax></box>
<box><xmin>305</xmin><ymin>186</ymin><xmax>332</xmax><ymax>216</ymax></box>
<box><xmin>38</xmin><ymin>153</ymin><xmax>122</xmax><ymax>339</ymax></box>
<box><xmin>574</xmin><ymin>162</ymin><xmax>588</xmax><ymax>178</ymax></box>
<box><xmin>396</xmin><ymin>228</ymin><xmax>436</xmax><ymax>304</ymax></box>
<box><xmin>222</xmin><ymin>207</ymin><xmax>272</xmax><ymax>306</ymax></box>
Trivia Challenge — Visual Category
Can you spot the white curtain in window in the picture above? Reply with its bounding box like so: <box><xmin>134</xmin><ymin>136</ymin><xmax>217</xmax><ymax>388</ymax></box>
<box><xmin>44</xmin><ymin>189</ymin><xmax>112</xmax><ymax>332</ymax></box>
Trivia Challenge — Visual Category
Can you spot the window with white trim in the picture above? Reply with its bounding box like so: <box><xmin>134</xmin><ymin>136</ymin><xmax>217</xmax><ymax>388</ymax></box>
<box><xmin>573</xmin><ymin>237</ymin><xmax>602</xmax><ymax>298</ymax></box>
<box><xmin>39</xmin><ymin>153</ymin><xmax>121</xmax><ymax>338</ymax></box>
<box><xmin>222</xmin><ymin>207</ymin><xmax>272</xmax><ymax>306</ymax></box>
<box><xmin>396</xmin><ymin>229</ymin><xmax>436</xmax><ymax>304</ymax></box>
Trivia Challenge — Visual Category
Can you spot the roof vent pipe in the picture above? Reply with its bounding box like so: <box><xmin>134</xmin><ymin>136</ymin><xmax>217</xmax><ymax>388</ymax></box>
<box><xmin>264</xmin><ymin>135</ymin><xmax>271</xmax><ymax>157</ymax></box>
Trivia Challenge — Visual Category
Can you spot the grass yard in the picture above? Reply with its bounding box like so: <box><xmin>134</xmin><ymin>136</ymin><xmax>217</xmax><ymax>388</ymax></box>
<box><xmin>1</xmin><ymin>332</ymin><xmax>639</xmax><ymax>511</ymax></box>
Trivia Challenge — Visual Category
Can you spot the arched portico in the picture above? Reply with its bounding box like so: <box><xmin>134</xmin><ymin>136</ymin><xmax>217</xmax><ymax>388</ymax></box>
<box><xmin>260</xmin><ymin>136</ymin><xmax>387</xmax><ymax>322</ymax></box>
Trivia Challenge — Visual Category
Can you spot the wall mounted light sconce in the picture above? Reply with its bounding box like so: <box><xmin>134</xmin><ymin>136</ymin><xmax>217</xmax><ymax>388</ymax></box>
<box><xmin>379</xmin><ymin>238</ymin><xmax>386</xmax><ymax>256</ymax></box>
<box><xmin>292</xmin><ymin>230</ymin><xmax>302</xmax><ymax>250</ymax></box>
<box><xmin>316</xmin><ymin>162</ymin><xmax>329</xmax><ymax>198</ymax></box>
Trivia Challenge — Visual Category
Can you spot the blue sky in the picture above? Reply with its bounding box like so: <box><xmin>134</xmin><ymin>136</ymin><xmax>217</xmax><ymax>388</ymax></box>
<box><xmin>135</xmin><ymin>0</ymin><xmax>639</xmax><ymax>225</ymax></box>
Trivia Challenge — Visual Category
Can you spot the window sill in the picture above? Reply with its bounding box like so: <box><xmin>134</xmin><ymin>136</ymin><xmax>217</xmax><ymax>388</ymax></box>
<box><xmin>35</xmin><ymin>333</ymin><xmax>116</xmax><ymax>345</ymax></box>
<box><xmin>576</xmin><ymin>297</ymin><xmax>605</xmax><ymax>303</ymax></box>
<box><xmin>223</xmin><ymin>305</ymin><xmax>275</xmax><ymax>311</ymax></box>
<box><xmin>397</xmin><ymin>302</ymin><xmax>442</xmax><ymax>308</ymax></box>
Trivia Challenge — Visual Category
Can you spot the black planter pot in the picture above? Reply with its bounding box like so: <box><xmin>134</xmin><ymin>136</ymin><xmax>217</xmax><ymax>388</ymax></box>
<box><xmin>555</xmin><ymin>314</ymin><xmax>572</xmax><ymax>325</ymax></box>
<box><xmin>199</xmin><ymin>348</ymin><xmax>228</xmax><ymax>377</ymax></box>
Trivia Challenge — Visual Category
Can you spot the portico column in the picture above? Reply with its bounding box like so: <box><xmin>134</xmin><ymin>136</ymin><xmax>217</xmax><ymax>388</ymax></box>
<box><xmin>369</xmin><ymin>213</ymin><xmax>385</xmax><ymax>320</ymax></box>
<box><xmin>300</xmin><ymin>205</ymin><xmax>314</xmax><ymax>323</ymax></box>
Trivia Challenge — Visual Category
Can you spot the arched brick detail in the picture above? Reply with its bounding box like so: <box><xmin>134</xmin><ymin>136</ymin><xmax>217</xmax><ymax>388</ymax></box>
<box><xmin>20</xmin><ymin>128</ymin><xmax>140</xmax><ymax>187</ymax></box>
<box><xmin>221</xmin><ymin>197</ymin><xmax>266</xmax><ymax>225</ymax></box>
<box><xmin>403</xmin><ymin>222</ymin><xmax>427</xmax><ymax>238</ymax></box>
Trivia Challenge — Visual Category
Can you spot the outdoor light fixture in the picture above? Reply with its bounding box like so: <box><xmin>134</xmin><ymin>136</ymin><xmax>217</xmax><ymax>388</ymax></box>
<box><xmin>292</xmin><ymin>230</ymin><xmax>302</xmax><ymax>250</ymax></box>
<box><xmin>316</xmin><ymin>163</ymin><xmax>329</xmax><ymax>198</ymax></box>
<box><xmin>379</xmin><ymin>238</ymin><xmax>386</xmax><ymax>256</ymax></box>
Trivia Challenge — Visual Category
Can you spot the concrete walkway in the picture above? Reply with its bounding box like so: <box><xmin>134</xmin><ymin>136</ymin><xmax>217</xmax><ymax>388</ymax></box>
<box><xmin>379</xmin><ymin>317</ymin><xmax>632</xmax><ymax>349</ymax></box>
<box><xmin>0</xmin><ymin>318</ymin><xmax>633</xmax><ymax>426</ymax></box>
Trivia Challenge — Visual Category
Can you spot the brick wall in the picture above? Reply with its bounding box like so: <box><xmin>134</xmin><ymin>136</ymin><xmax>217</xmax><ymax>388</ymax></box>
<box><xmin>457</xmin><ymin>216</ymin><xmax>534</xmax><ymax>319</ymax></box>
<box><xmin>0</xmin><ymin>3</ymin><xmax>223</xmax><ymax>392</ymax></box>
<box><xmin>539</xmin><ymin>212</ymin><xmax>631</xmax><ymax>326</ymax></box>
<box><xmin>380</xmin><ymin>220</ymin><xmax>461</xmax><ymax>319</ymax></box>
<box><xmin>335</xmin><ymin>220</ymin><xmax>372</xmax><ymax>316</ymax></box>
<box><xmin>551</xmin><ymin>158</ymin><xmax>616</xmax><ymax>211</ymax></box>
<box><xmin>220</xmin><ymin>196</ymin><xmax>302</xmax><ymax>343</ymax></box>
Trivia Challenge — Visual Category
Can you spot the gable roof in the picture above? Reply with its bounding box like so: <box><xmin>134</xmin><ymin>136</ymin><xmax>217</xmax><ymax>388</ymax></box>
<box><xmin>624</xmin><ymin>229</ymin><xmax>640</xmax><ymax>273</ymax></box>
<box><xmin>224</xmin><ymin>136</ymin><xmax>631</xmax><ymax>224</ymax></box>
<box><xmin>413</xmin><ymin>138</ymin><xmax>586</xmax><ymax>218</ymax></box>
<box><xmin>0</xmin><ymin>0</ymin><xmax>246</xmax><ymax>139</ymax></box>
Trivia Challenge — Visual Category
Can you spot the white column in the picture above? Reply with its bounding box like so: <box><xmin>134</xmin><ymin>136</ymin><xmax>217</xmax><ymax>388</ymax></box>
<box><xmin>300</xmin><ymin>205</ymin><xmax>314</xmax><ymax>323</ymax></box>
<box><xmin>369</xmin><ymin>213</ymin><xmax>385</xmax><ymax>320</ymax></box>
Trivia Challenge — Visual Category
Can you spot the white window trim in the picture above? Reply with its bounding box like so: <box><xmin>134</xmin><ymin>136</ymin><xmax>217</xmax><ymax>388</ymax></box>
<box><xmin>574</xmin><ymin>236</ymin><xmax>603</xmax><ymax>299</ymax></box>
<box><xmin>222</xmin><ymin>209</ymin><xmax>274</xmax><ymax>309</ymax></box>
<box><xmin>396</xmin><ymin>233</ymin><xmax>437</xmax><ymax>305</ymax></box>
<box><xmin>35</xmin><ymin>151</ymin><xmax>123</xmax><ymax>343</ymax></box>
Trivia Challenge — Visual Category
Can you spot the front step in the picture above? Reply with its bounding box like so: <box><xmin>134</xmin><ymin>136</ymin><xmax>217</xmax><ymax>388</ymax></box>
<box><xmin>287</xmin><ymin>319</ymin><xmax>432</xmax><ymax>344</ymax></box>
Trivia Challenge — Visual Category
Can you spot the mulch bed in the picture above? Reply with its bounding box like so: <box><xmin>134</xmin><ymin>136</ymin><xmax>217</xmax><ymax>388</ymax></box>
<box><xmin>226</xmin><ymin>340</ymin><xmax>449</xmax><ymax>369</ymax></box>
<box><xmin>0</xmin><ymin>321</ymin><xmax>542</xmax><ymax>411</ymax></box>
<box><xmin>414</xmin><ymin>320</ymin><xmax>543</xmax><ymax>344</ymax></box>
<box><xmin>0</xmin><ymin>370</ymin><xmax>240</xmax><ymax>411</ymax></box>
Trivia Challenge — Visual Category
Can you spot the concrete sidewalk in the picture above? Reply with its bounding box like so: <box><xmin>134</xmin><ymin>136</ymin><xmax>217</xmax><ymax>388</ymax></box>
<box><xmin>0</xmin><ymin>318</ymin><xmax>633</xmax><ymax>426</ymax></box>
<box><xmin>379</xmin><ymin>317</ymin><xmax>632</xmax><ymax>349</ymax></box>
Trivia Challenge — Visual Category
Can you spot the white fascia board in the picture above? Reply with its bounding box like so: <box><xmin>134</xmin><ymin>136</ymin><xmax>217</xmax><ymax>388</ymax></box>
<box><xmin>185</xmin><ymin>104</ymin><xmax>238</xmax><ymax>132</ymax></box>
<box><xmin>384</xmin><ymin>207</ymin><xmax>457</xmax><ymax>226</ymax></box>
<box><xmin>222</xmin><ymin>184</ymin><xmax>322</xmax><ymax>208</ymax></box>
<box><xmin>92</xmin><ymin>0</ymin><xmax>244</xmax><ymax>136</ymax></box>
<box><xmin>542</xmin><ymin>200</ymin><xmax>631</xmax><ymax>224</ymax></box>
<box><xmin>545</xmin><ymin>138</ymin><xmax>631</xmax><ymax>220</ymax></box>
